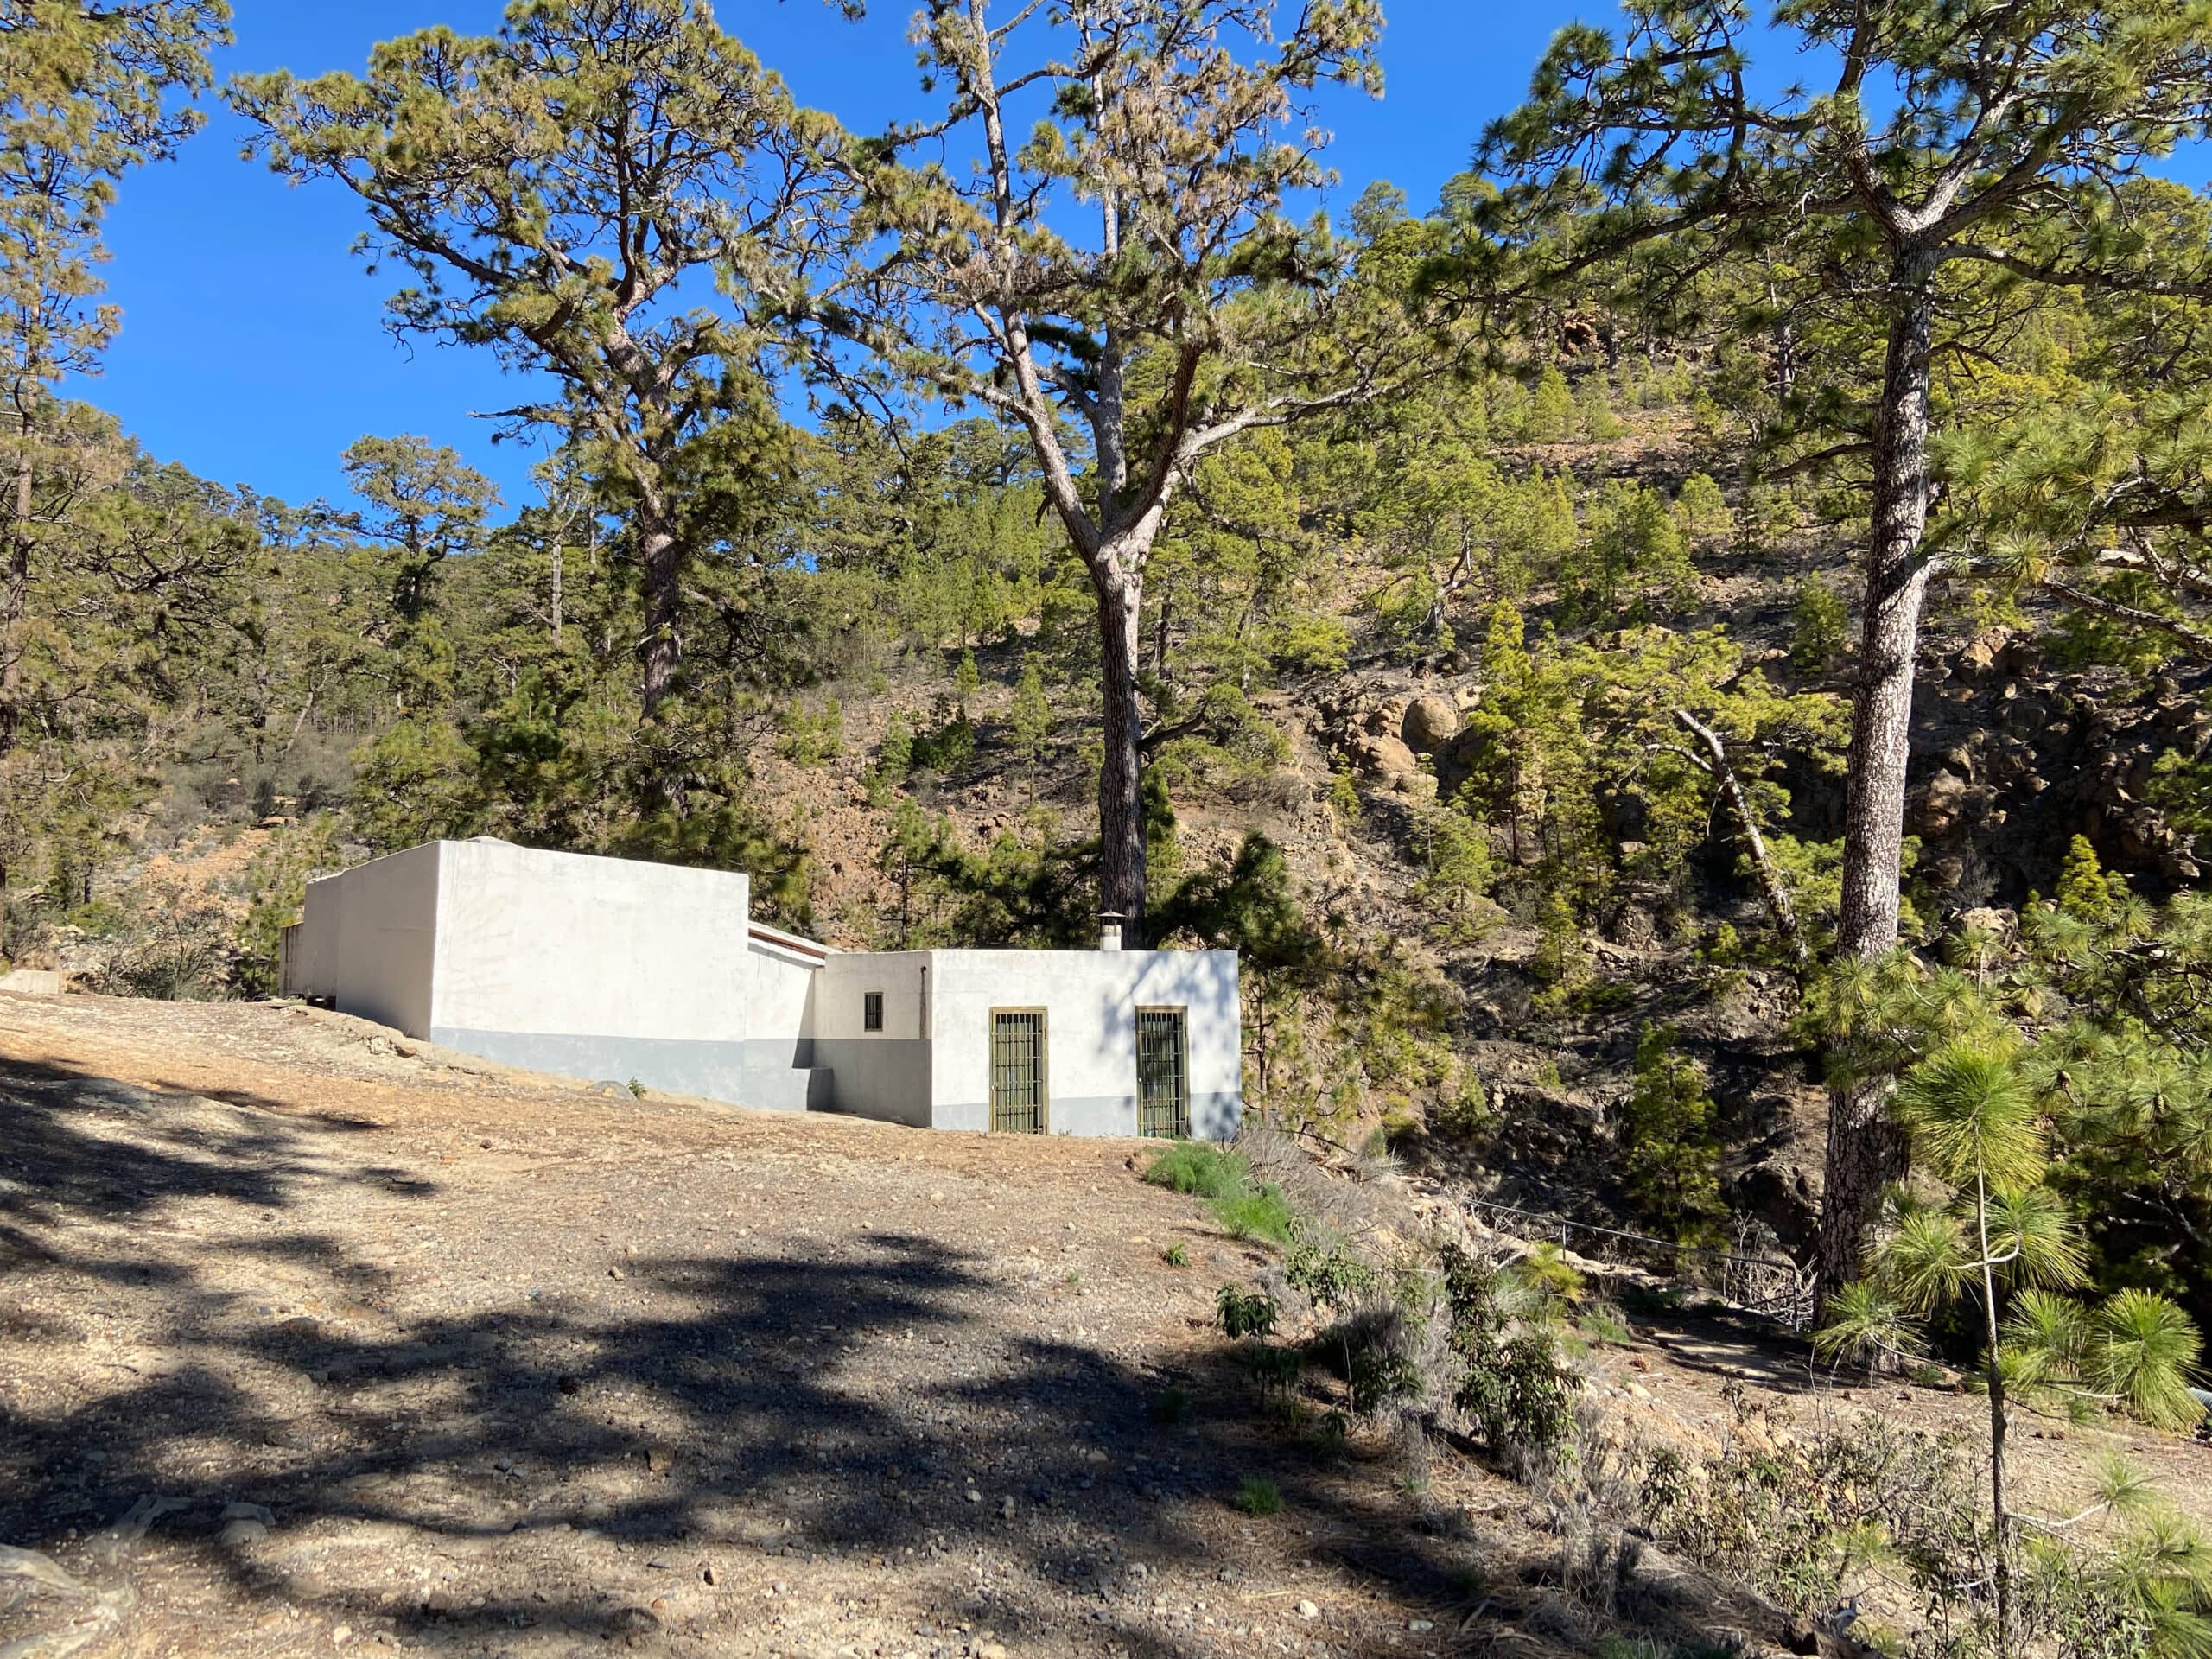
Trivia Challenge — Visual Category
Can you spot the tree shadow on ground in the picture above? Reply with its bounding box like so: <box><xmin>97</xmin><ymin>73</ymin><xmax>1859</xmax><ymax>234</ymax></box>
<box><xmin>1</xmin><ymin>1052</ymin><xmax>1775</xmax><ymax>1657</ymax></box>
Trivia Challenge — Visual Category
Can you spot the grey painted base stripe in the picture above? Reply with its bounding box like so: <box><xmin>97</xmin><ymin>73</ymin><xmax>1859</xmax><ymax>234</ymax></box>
<box><xmin>935</xmin><ymin>1090</ymin><xmax>1240</xmax><ymax>1141</ymax></box>
<box><xmin>430</xmin><ymin>1028</ymin><xmax>822</xmax><ymax>1113</ymax></box>
<box><xmin>810</xmin><ymin>1038</ymin><xmax>933</xmax><ymax>1127</ymax></box>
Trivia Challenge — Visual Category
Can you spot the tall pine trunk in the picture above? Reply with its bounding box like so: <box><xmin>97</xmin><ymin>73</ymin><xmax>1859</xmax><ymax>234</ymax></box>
<box><xmin>1817</xmin><ymin>250</ymin><xmax>1936</xmax><ymax>1297</ymax></box>
<box><xmin>0</xmin><ymin>422</ymin><xmax>33</xmax><ymax>957</ymax></box>
<box><xmin>1094</xmin><ymin>555</ymin><xmax>1147</xmax><ymax>945</ymax></box>
<box><xmin>639</xmin><ymin>519</ymin><xmax>682</xmax><ymax>717</ymax></box>
<box><xmin>3</xmin><ymin>424</ymin><xmax>31</xmax><ymax>760</ymax></box>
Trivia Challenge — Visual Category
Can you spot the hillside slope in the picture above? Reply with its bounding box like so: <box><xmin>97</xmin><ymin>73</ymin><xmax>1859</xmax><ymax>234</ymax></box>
<box><xmin>4</xmin><ymin>993</ymin><xmax>2202</xmax><ymax>1658</ymax></box>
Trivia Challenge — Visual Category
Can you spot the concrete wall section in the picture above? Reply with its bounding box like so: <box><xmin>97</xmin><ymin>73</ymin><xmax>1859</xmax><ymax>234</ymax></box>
<box><xmin>811</xmin><ymin>950</ymin><xmax>932</xmax><ymax>1125</ymax></box>
<box><xmin>289</xmin><ymin>876</ymin><xmax>344</xmax><ymax>1000</ymax></box>
<box><xmin>924</xmin><ymin>949</ymin><xmax>1242</xmax><ymax>1140</ymax></box>
<box><xmin>816</xmin><ymin>950</ymin><xmax>931</xmax><ymax>1041</ymax></box>
<box><xmin>811</xmin><ymin>1039</ymin><xmax>932</xmax><ymax>1127</ymax></box>
<box><xmin>741</xmin><ymin>932</ymin><xmax>825</xmax><ymax>1111</ymax></box>
<box><xmin>323</xmin><ymin>843</ymin><xmax>442</xmax><ymax>1038</ymax></box>
<box><xmin>430</xmin><ymin>840</ymin><xmax>750</xmax><ymax>1043</ymax></box>
<box><xmin>1130</xmin><ymin>950</ymin><xmax>1243</xmax><ymax>1141</ymax></box>
<box><xmin>426</xmin><ymin>1027</ymin><xmax>751</xmax><ymax>1101</ymax></box>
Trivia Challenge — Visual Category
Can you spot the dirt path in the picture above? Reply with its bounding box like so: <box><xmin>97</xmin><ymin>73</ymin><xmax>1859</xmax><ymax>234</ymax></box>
<box><xmin>0</xmin><ymin>994</ymin><xmax>1544</xmax><ymax>1659</ymax></box>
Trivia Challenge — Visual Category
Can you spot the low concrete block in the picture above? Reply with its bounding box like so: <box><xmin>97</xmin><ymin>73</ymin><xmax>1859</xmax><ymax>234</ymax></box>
<box><xmin>0</xmin><ymin>969</ymin><xmax>66</xmax><ymax>995</ymax></box>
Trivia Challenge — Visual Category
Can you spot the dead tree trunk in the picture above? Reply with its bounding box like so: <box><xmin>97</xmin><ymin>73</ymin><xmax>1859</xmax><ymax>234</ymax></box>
<box><xmin>1672</xmin><ymin>707</ymin><xmax>1807</xmax><ymax>970</ymax></box>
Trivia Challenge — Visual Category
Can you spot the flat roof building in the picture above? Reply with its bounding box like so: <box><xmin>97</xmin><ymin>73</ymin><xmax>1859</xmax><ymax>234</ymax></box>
<box><xmin>281</xmin><ymin>838</ymin><xmax>1240</xmax><ymax>1141</ymax></box>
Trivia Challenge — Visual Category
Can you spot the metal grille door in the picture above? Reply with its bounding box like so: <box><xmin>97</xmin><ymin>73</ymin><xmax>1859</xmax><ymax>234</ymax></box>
<box><xmin>1136</xmin><ymin>1008</ymin><xmax>1189</xmax><ymax>1139</ymax></box>
<box><xmin>990</xmin><ymin>1010</ymin><xmax>1046</xmax><ymax>1133</ymax></box>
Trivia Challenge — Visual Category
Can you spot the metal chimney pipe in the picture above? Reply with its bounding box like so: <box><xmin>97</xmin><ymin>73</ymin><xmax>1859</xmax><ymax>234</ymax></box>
<box><xmin>1098</xmin><ymin>911</ymin><xmax>1124</xmax><ymax>952</ymax></box>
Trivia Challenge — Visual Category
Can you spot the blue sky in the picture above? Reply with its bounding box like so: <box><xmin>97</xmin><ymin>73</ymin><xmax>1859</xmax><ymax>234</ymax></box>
<box><xmin>79</xmin><ymin>2</ymin><xmax>2212</xmax><ymax>518</ymax></box>
<box><xmin>83</xmin><ymin>1</ymin><xmax>1576</xmax><ymax>514</ymax></box>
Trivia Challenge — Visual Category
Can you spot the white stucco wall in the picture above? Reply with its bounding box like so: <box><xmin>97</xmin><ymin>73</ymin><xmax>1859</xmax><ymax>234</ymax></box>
<box><xmin>743</xmin><ymin>929</ymin><xmax>827</xmax><ymax>1111</ymax></box>
<box><xmin>289</xmin><ymin>876</ymin><xmax>341</xmax><ymax>1000</ymax></box>
<box><xmin>315</xmin><ymin>842</ymin><xmax>442</xmax><ymax>1039</ymax></box>
<box><xmin>289</xmin><ymin>836</ymin><xmax>1240</xmax><ymax>1137</ymax></box>
<box><xmin>817</xmin><ymin>950</ymin><xmax>931</xmax><ymax>1041</ymax></box>
<box><xmin>925</xmin><ymin>949</ymin><xmax>1241</xmax><ymax>1139</ymax></box>
<box><xmin>429</xmin><ymin>841</ymin><xmax>749</xmax><ymax>1039</ymax></box>
<box><xmin>812</xmin><ymin>950</ymin><xmax>933</xmax><ymax>1127</ymax></box>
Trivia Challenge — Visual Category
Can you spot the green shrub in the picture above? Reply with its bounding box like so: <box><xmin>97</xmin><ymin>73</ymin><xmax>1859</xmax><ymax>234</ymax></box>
<box><xmin>1150</xmin><ymin>1387</ymin><xmax>1190</xmax><ymax>1425</ymax></box>
<box><xmin>1214</xmin><ymin>1185</ymin><xmax>1296</xmax><ymax>1245</ymax></box>
<box><xmin>1217</xmin><ymin>1285</ymin><xmax>1280</xmax><ymax>1341</ymax></box>
<box><xmin>909</xmin><ymin>696</ymin><xmax>976</xmax><ymax>772</ymax></box>
<box><xmin>1232</xmin><ymin>1476</ymin><xmax>1283</xmax><ymax>1516</ymax></box>
<box><xmin>1528</xmin><ymin>365</ymin><xmax>1574</xmax><ymax>442</ymax></box>
<box><xmin>1578</xmin><ymin>1310</ymin><xmax>1633</xmax><ymax>1347</ymax></box>
<box><xmin>1143</xmin><ymin>1141</ymin><xmax>1300</xmax><ymax>1243</ymax></box>
<box><xmin>1285</xmin><ymin>1228</ymin><xmax>1376</xmax><ymax>1311</ymax></box>
<box><xmin>778</xmin><ymin>696</ymin><xmax>844</xmax><ymax>766</ymax></box>
<box><xmin>1445</xmin><ymin>1246</ymin><xmax>1581</xmax><ymax>1459</ymax></box>
<box><xmin>1243</xmin><ymin>1343</ymin><xmax>1303</xmax><ymax>1395</ymax></box>
<box><xmin>1142</xmin><ymin>1141</ymin><xmax>1249</xmax><ymax>1200</ymax></box>
<box><xmin>878</xmin><ymin>711</ymin><xmax>914</xmax><ymax>779</ymax></box>
<box><xmin>1620</xmin><ymin>1022</ymin><xmax>1729</xmax><ymax>1249</ymax></box>
<box><xmin>1348</xmin><ymin>1345</ymin><xmax>1421</xmax><ymax>1415</ymax></box>
<box><xmin>1160</xmin><ymin>1241</ymin><xmax>1189</xmax><ymax>1268</ymax></box>
<box><xmin>1789</xmin><ymin>574</ymin><xmax>1849</xmax><ymax>672</ymax></box>
<box><xmin>1458</xmin><ymin>1330</ymin><xmax>1579</xmax><ymax>1457</ymax></box>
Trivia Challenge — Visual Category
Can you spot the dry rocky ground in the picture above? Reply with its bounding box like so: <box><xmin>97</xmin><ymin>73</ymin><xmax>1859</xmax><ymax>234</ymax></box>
<box><xmin>3</xmin><ymin>992</ymin><xmax>2209</xmax><ymax>1659</ymax></box>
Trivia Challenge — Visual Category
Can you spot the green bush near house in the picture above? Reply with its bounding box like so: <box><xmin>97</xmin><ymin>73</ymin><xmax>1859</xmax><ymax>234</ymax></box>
<box><xmin>1141</xmin><ymin>1141</ymin><xmax>1249</xmax><ymax>1200</ymax></box>
<box><xmin>1143</xmin><ymin>1141</ymin><xmax>1298</xmax><ymax>1244</ymax></box>
<box><xmin>1214</xmin><ymin>1185</ymin><xmax>1296</xmax><ymax>1245</ymax></box>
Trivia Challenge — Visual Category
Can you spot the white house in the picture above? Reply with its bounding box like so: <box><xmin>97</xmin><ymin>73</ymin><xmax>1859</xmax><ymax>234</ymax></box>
<box><xmin>280</xmin><ymin>837</ymin><xmax>1241</xmax><ymax>1140</ymax></box>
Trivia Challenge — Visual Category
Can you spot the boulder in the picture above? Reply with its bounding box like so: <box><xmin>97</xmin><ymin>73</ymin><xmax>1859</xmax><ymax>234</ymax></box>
<box><xmin>1400</xmin><ymin>694</ymin><xmax>1461</xmax><ymax>754</ymax></box>
<box><xmin>1954</xmin><ymin>626</ymin><xmax>2013</xmax><ymax>677</ymax></box>
<box><xmin>1363</xmin><ymin>697</ymin><xmax>1409</xmax><ymax>738</ymax></box>
<box><xmin>1957</xmin><ymin>907</ymin><xmax>2019</xmax><ymax>950</ymax></box>
<box><xmin>1357</xmin><ymin>734</ymin><xmax>1421</xmax><ymax>783</ymax></box>
<box><xmin>1916</xmin><ymin>768</ymin><xmax>1970</xmax><ymax>836</ymax></box>
<box><xmin>1436</xmin><ymin>727</ymin><xmax>1488</xmax><ymax>801</ymax></box>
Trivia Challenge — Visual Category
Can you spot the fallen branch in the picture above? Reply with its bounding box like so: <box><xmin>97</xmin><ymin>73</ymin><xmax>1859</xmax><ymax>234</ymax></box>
<box><xmin>1672</xmin><ymin>708</ymin><xmax>1810</xmax><ymax>971</ymax></box>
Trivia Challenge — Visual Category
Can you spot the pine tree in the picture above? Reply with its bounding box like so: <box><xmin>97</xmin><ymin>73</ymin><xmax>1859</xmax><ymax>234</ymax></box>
<box><xmin>1008</xmin><ymin>653</ymin><xmax>1052</xmax><ymax>806</ymax></box>
<box><xmin>233</xmin><ymin>1</ymin><xmax>836</xmax><ymax>718</ymax></box>
<box><xmin>1526</xmin><ymin>365</ymin><xmax>1574</xmax><ymax>443</ymax></box>
<box><xmin>1621</xmin><ymin>1024</ymin><xmax>1726</xmax><ymax>1249</ymax></box>
<box><xmin>819</xmin><ymin>0</ymin><xmax>1406</xmax><ymax>944</ymax></box>
<box><xmin>1479</xmin><ymin>0</ymin><xmax>2212</xmax><ymax>1294</ymax></box>
<box><xmin>2055</xmin><ymin>835</ymin><xmax>2120</xmax><ymax>924</ymax></box>
<box><xmin>1573</xmin><ymin>372</ymin><xmax>1624</xmax><ymax>442</ymax></box>
<box><xmin>1673</xmin><ymin>471</ymin><xmax>1731</xmax><ymax>545</ymax></box>
<box><xmin>0</xmin><ymin>0</ymin><xmax>228</xmax><ymax>928</ymax></box>
<box><xmin>1789</xmin><ymin>575</ymin><xmax>1849</xmax><ymax>673</ymax></box>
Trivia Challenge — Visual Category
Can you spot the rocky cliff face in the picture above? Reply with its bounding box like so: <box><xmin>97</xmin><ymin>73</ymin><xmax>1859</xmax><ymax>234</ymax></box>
<box><xmin>1905</xmin><ymin>630</ymin><xmax>2208</xmax><ymax>899</ymax></box>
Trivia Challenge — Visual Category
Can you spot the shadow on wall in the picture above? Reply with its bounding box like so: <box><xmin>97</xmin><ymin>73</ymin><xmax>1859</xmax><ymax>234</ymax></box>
<box><xmin>1070</xmin><ymin>958</ymin><xmax>1243</xmax><ymax>1139</ymax></box>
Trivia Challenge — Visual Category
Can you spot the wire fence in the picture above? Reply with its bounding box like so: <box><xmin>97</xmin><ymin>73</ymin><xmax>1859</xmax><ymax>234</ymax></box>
<box><xmin>1461</xmin><ymin>1195</ymin><xmax>1817</xmax><ymax>1330</ymax></box>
